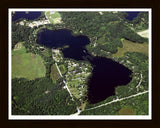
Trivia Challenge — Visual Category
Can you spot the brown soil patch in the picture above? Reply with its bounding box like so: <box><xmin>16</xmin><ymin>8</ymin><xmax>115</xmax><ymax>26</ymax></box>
<box><xmin>119</xmin><ymin>107</ymin><xmax>136</xmax><ymax>115</ymax></box>
<box><xmin>79</xmin><ymin>102</ymin><xmax>87</xmax><ymax>111</ymax></box>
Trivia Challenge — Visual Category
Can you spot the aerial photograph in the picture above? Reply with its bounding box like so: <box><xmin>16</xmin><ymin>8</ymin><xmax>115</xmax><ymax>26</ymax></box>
<box><xmin>9</xmin><ymin>9</ymin><xmax>151</xmax><ymax>119</ymax></box>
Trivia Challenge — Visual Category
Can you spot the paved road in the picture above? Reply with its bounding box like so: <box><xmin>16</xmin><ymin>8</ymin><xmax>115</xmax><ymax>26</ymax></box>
<box><xmin>83</xmin><ymin>73</ymin><xmax>147</xmax><ymax>113</ymax></box>
<box><xmin>85</xmin><ymin>90</ymin><xmax>149</xmax><ymax>111</ymax></box>
<box><xmin>52</xmin><ymin>50</ymin><xmax>81</xmax><ymax>113</ymax></box>
<box><xmin>53</xmin><ymin>55</ymin><xmax>74</xmax><ymax>100</ymax></box>
<box><xmin>55</xmin><ymin>63</ymin><xmax>63</xmax><ymax>77</ymax></box>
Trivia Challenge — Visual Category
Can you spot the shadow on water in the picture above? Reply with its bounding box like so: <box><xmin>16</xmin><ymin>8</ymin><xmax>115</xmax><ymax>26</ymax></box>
<box><xmin>37</xmin><ymin>28</ymin><xmax>132</xmax><ymax>104</ymax></box>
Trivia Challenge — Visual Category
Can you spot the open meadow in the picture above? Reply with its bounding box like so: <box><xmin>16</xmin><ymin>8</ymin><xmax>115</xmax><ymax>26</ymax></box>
<box><xmin>112</xmin><ymin>39</ymin><xmax>148</xmax><ymax>58</ymax></box>
<box><xmin>12</xmin><ymin>42</ymin><xmax>46</xmax><ymax>80</ymax></box>
<box><xmin>50</xmin><ymin>64</ymin><xmax>61</xmax><ymax>83</ymax></box>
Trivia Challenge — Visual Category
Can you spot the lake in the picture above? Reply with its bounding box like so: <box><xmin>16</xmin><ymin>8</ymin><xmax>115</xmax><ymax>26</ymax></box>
<box><xmin>12</xmin><ymin>11</ymin><xmax>140</xmax><ymax>21</ymax></box>
<box><xmin>12</xmin><ymin>12</ymin><xmax>42</xmax><ymax>21</ymax></box>
<box><xmin>125</xmin><ymin>12</ymin><xmax>140</xmax><ymax>21</ymax></box>
<box><xmin>37</xmin><ymin>29</ymin><xmax>132</xmax><ymax>104</ymax></box>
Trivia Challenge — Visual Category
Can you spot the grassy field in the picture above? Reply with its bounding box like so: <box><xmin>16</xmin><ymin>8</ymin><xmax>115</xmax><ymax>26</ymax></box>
<box><xmin>45</xmin><ymin>11</ymin><xmax>62</xmax><ymax>24</ymax></box>
<box><xmin>67</xmin><ymin>79</ymin><xmax>82</xmax><ymax>99</ymax></box>
<box><xmin>68</xmin><ymin>87</ymin><xmax>80</xmax><ymax>99</ymax></box>
<box><xmin>59</xmin><ymin>64</ymin><xmax>66</xmax><ymax>74</ymax></box>
<box><xmin>118</xmin><ymin>107</ymin><xmax>136</xmax><ymax>115</ymax></box>
<box><xmin>112</xmin><ymin>39</ymin><xmax>148</xmax><ymax>58</ymax></box>
<box><xmin>50</xmin><ymin>64</ymin><xmax>61</xmax><ymax>83</ymax></box>
<box><xmin>12</xmin><ymin>42</ymin><xmax>46</xmax><ymax>80</ymax></box>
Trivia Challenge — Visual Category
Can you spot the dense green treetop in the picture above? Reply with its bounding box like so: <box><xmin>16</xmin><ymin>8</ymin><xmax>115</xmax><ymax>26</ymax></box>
<box><xmin>131</xmin><ymin>12</ymin><xmax>149</xmax><ymax>31</ymax></box>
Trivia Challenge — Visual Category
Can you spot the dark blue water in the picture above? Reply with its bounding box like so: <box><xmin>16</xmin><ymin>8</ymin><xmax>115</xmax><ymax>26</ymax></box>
<box><xmin>37</xmin><ymin>29</ymin><xmax>132</xmax><ymax>104</ymax></box>
<box><xmin>88</xmin><ymin>57</ymin><xmax>132</xmax><ymax>103</ymax></box>
<box><xmin>125</xmin><ymin>12</ymin><xmax>140</xmax><ymax>21</ymax></box>
<box><xmin>37</xmin><ymin>29</ymin><xmax>90</xmax><ymax>60</ymax></box>
<box><xmin>12</xmin><ymin>12</ymin><xmax>42</xmax><ymax>21</ymax></box>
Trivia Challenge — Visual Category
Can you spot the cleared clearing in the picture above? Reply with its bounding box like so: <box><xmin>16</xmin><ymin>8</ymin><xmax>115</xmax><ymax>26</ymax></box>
<box><xmin>12</xmin><ymin>42</ymin><xmax>46</xmax><ymax>80</ymax></box>
<box><xmin>45</xmin><ymin>11</ymin><xmax>62</xmax><ymax>24</ymax></box>
<box><xmin>112</xmin><ymin>39</ymin><xmax>148</xmax><ymax>58</ymax></box>
<box><xmin>118</xmin><ymin>107</ymin><xmax>136</xmax><ymax>115</ymax></box>
<box><xmin>50</xmin><ymin>64</ymin><xmax>61</xmax><ymax>83</ymax></box>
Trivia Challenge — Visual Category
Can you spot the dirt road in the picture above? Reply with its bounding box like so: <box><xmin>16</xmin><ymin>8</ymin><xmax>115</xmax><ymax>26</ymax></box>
<box><xmin>137</xmin><ymin>29</ymin><xmax>149</xmax><ymax>38</ymax></box>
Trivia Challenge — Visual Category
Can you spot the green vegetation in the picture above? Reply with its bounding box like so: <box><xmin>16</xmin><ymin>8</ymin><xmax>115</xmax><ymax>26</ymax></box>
<box><xmin>12</xmin><ymin>12</ymin><xmax>78</xmax><ymax>115</ymax></box>
<box><xmin>118</xmin><ymin>107</ymin><xmax>136</xmax><ymax>115</ymax></box>
<box><xmin>60</xmin><ymin>11</ymin><xmax>148</xmax><ymax>57</ymax></box>
<box><xmin>50</xmin><ymin>64</ymin><xmax>61</xmax><ymax>83</ymax></box>
<box><xmin>115</xmin><ymin>52</ymin><xmax>149</xmax><ymax>95</ymax></box>
<box><xmin>131</xmin><ymin>12</ymin><xmax>149</xmax><ymax>31</ymax></box>
<box><xmin>12</xmin><ymin>78</ymin><xmax>76</xmax><ymax>115</ymax></box>
<box><xmin>45</xmin><ymin>11</ymin><xmax>62</xmax><ymax>24</ymax></box>
<box><xmin>82</xmin><ymin>51</ymin><xmax>149</xmax><ymax>115</ymax></box>
<box><xmin>11</xmin><ymin>11</ymin><xmax>149</xmax><ymax>115</ymax></box>
<box><xmin>112</xmin><ymin>39</ymin><xmax>148</xmax><ymax>57</ymax></box>
<box><xmin>64</xmin><ymin>59</ymin><xmax>92</xmax><ymax>100</ymax></box>
<box><xmin>12</xmin><ymin>42</ymin><xmax>46</xmax><ymax>80</ymax></box>
<box><xmin>33</xmin><ymin>25</ymin><xmax>46</xmax><ymax>35</ymax></box>
<box><xmin>12</xmin><ymin>22</ymin><xmax>33</xmax><ymax>49</ymax></box>
<box><xmin>80</xmin><ymin>93</ymin><xmax>148</xmax><ymax>115</ymax></box>
<box><xmin>59</xmin><ymin>64</ymin><xmax>66</xmax><ymax>74</ymax></box>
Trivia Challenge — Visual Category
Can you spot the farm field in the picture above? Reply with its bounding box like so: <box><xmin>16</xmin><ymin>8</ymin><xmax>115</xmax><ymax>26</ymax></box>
<box><xmin>12</xmin><ymin>42</ymin><xmax>46</xmax><ymax>80</ymax></box>
<box><xmin>112</xmin><ymin>39</ymin><xmax>148</xmax><ymax>58</ymax></box>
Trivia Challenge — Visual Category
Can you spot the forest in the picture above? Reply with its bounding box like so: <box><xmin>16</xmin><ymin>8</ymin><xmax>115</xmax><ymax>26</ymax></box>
<box><xmin>59</xmin><ymin>12</ymin><xmax>148</xmax><ymax>55</ymax></box>
<box><xmin>130</xmin><ymin>12</ymin><xmax>149</xmax><ymax>31</ymax></box>
<box><xmin>12</xmin><ymin>16</ymin><xmax>77</xmax><ymax>115</ymax></box>
<box><xmin>80</xmin><ymin>93</ymin><xmax>148</xmax><ymax>115</ymax></box>
<box><xmin>12</xmin><ymin>77</ymin><xmax>76</xmax><ymax>115</ymax></box>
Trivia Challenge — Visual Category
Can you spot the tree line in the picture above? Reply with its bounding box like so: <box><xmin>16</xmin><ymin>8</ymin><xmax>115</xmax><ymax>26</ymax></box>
<box><xmin>59</xmin><ymin>12</ymin><xmax>148</xmax><ymax>55</ymax></box>
<box><xmin>12</xmin><ymin>18</ymin><xmax>78</xmax><ymax>115</ymax></box>
<box><xmin>12</xmin><ymin>77</ymin><xmax>76</xmax><ymax>115</ymax></box>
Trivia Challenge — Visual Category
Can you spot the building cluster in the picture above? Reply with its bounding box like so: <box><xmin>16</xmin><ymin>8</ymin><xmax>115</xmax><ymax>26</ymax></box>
<box><xmin>52</xmin><ymin>49</ymin><xmax>63</xmax><ymax>62</ymax></box>
<box><xmin>28</xmin><ymin>20</ymin><xmax>50</xmax><ymax>28</ymax></box>
<box><xmin>65</xmin><ymin>60</ymin><xmax>92</xmax><ymax>100</ymax></box>
<box><xmin>18</xmin><ymin>19</ymin><xmax>50</xmax><ymax>28</ymax></box>
<box><xmin>52</xmin><ymin>48</ymin><xmax>92</xmax><ymax>101</ymax></box>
